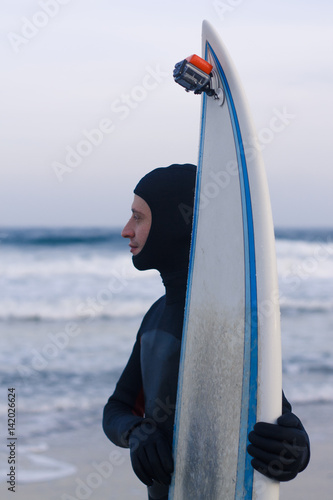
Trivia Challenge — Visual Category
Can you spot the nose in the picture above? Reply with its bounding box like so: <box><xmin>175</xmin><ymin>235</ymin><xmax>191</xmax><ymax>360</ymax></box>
<box><xmin>121</xmin><ymin>219</ymin><xmax>134</xmax><ymax>239</ymax></box>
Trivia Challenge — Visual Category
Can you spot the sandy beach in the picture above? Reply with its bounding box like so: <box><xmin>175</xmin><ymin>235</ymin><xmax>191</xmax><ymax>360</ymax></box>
<box><xmin>280</xmin><ymin>402</ymin><xmax>333</xmax><ymax>500</ymax></box>
<box><xmin>1</xmin><ymin>402</ymin><xmax>331</xmax><ymax>500</ymax></box>
<box><xmin>1</xmin><ymin>416</ymin><xmax>147</xmax><ymax>500</ymax></box>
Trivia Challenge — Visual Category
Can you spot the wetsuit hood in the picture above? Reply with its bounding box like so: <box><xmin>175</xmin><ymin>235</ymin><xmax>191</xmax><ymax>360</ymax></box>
<box><xmin>132</xmin><ymin>164</ymin><xmax>196</xmax><ymax>278</ymax></box>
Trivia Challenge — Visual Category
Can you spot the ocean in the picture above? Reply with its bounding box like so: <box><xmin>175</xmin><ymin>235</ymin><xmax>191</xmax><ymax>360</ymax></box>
<box><xmin>0</xmin><ymin>227</ymin><xmax>332</xmax><ymax>446</ymax></box>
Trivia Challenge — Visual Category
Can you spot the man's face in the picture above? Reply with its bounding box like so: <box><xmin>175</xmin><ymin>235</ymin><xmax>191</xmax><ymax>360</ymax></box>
<box><xmin>121</xmin><ymin>194</ymin><xmax>152</xmax><ymax>255</ymax></box>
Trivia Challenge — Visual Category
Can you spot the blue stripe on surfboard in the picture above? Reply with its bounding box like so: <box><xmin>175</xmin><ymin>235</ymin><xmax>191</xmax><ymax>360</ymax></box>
<box><xmin>207</xmin><ymin>43</ymin><xmax>258</xmax><ymax>499</ymax></box>
<box><xmin>169</xmin><ymin>89</ymin><xmax>207</xmax><ymax>499</ymax></box>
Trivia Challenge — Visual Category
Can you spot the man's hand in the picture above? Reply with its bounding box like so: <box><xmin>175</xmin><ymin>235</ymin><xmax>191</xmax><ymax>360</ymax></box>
<box><xmin>129</xmin><ymin>419</ymin><xmax>174</xmax><ymax>487</ymax></box>
<box><xmin>247</xmin><ymin>412</ymin><xmax>310</xmax><ymax>482</ymax></box>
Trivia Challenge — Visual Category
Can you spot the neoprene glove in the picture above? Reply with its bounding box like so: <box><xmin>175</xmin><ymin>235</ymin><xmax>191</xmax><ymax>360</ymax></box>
<box><xmin>247</xmin><ymin>412</ymin><xmax>310</xmax><ymax>482</ymax></box>
<box><xmin>128</xmin><ymin>419</ymin><xmax>174</xmax><ymax>487</ymax></box>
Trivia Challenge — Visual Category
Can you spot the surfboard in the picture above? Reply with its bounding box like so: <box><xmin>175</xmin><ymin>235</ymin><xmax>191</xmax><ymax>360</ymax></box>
<box><xmin>170</xmin><ymin>20</ymin><xmax>282</xmax><ymax>499</ymax></box>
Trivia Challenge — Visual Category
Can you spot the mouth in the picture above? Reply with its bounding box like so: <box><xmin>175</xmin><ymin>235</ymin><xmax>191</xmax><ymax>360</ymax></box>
<box><xmin>129</xmin><ymin>244</ymin><xmax>139</xmax><ymax>254</ymax></box>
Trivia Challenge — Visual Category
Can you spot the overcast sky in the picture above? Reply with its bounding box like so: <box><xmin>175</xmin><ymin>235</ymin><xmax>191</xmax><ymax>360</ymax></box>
<box><xmin>1</xmin><ymin>0</ymin><xmax>332</xmax><ymax>228</ymax></box>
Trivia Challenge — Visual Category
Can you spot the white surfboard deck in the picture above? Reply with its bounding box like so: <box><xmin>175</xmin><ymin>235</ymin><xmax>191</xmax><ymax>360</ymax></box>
<box><xmin>170</xmin><ymin>21</ymin><xmax>282</xmax><ymax>500</ymax></box>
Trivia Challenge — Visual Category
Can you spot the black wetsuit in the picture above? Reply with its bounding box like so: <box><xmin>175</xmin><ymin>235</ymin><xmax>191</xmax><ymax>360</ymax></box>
<box><xmin>104</xmin><ymin>164</ymin><xmax>197</xmax><ymax>499</ymax></box>
<box><xmin>103</xmin><ymin>273</ymin><xmax>186</xmax><ymax>500</ymax></box>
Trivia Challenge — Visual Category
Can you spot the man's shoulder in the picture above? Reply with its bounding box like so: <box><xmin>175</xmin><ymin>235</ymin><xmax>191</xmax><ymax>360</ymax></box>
<box><xmin>138</xmin><ymin>295</ymin><xmax>166</xmax><ymax>332</ymax></box>
<box><xmin>146</xmin><ymin>295</ymin><xmax>166</xmax><ymax>314</ymax></box>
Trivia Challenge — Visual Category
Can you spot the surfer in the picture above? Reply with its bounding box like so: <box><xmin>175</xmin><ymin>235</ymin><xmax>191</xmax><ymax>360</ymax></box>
<box><xmin>103</xmin><ymin>164</ymin><xmax>310</xmax><ymax>500</ymax></box>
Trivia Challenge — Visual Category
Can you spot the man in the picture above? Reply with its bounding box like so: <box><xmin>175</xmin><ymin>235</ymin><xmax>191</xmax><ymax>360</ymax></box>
<box><xmin>103</xmin><ymin>164</ymin><xmax>310</xmax><ymax>500</ymax></box>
